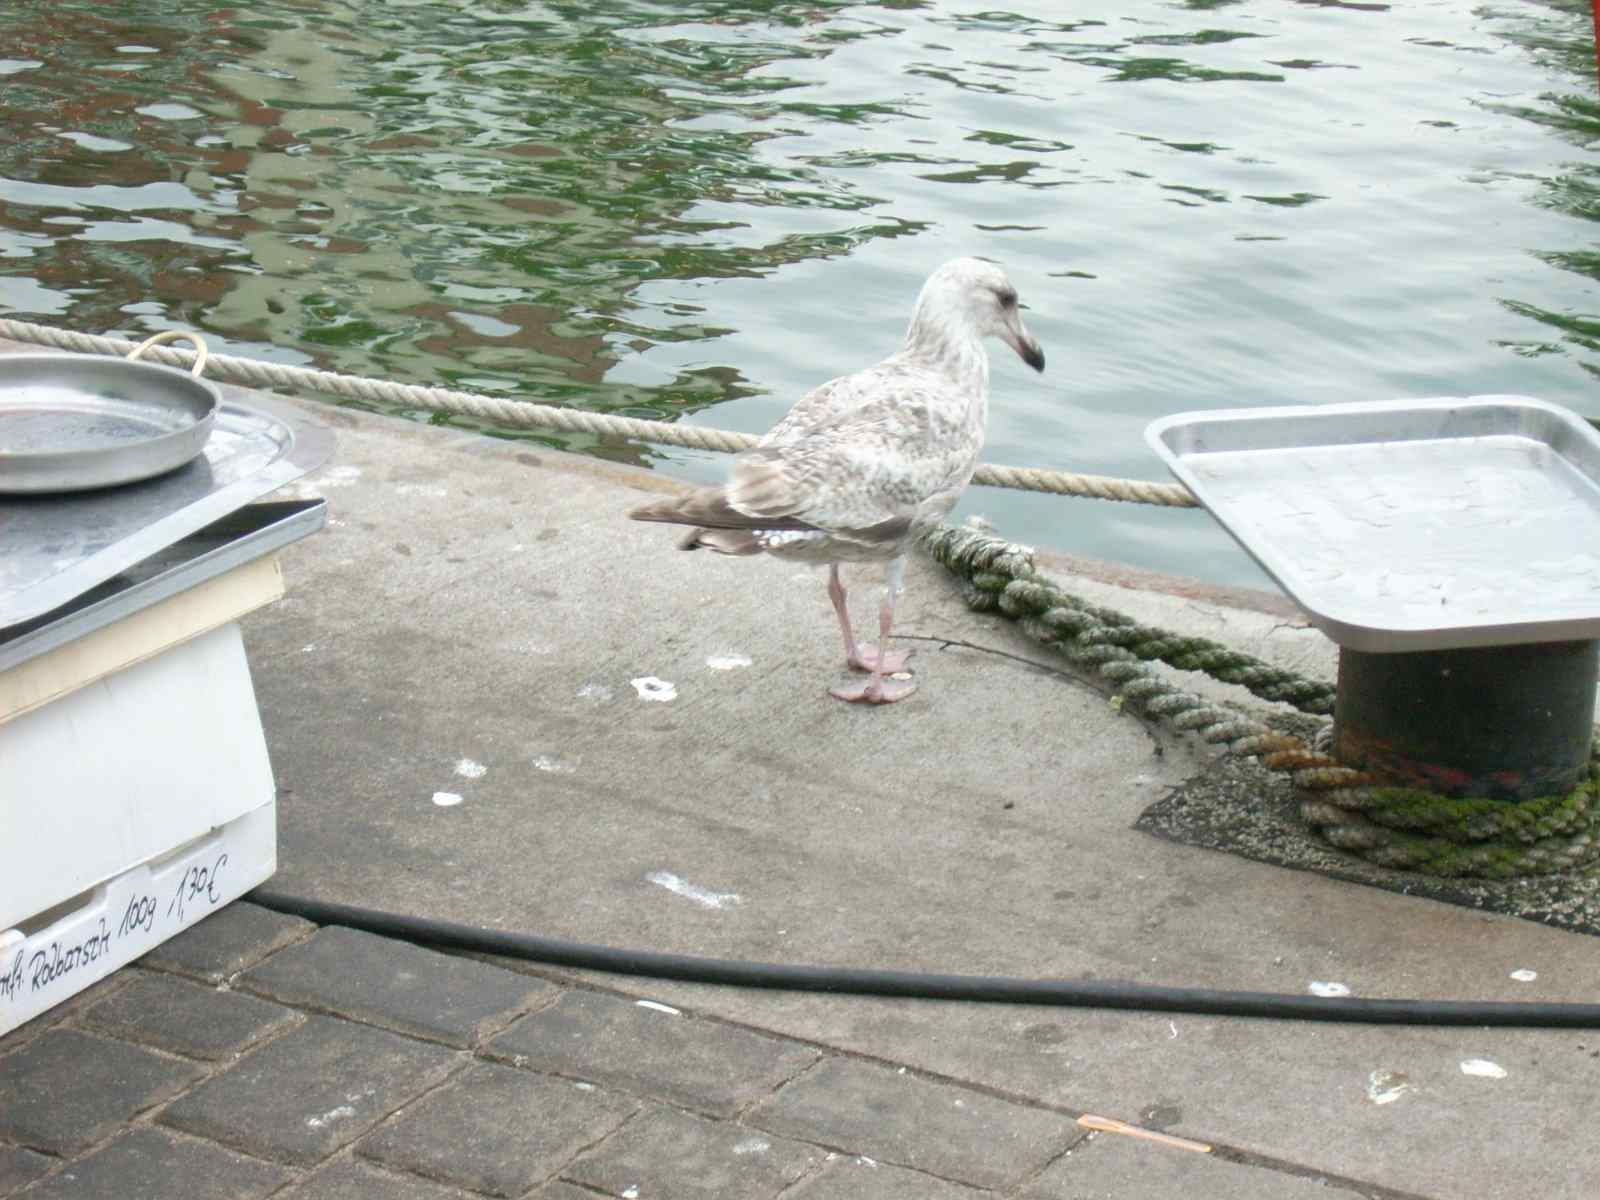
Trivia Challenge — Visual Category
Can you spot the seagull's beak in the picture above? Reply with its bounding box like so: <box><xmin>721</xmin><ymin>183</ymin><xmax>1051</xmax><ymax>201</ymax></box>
<box><xmin>1002</xmin><ymin>310</ymin><xmax>1045</xmax><ymax>373</ymax></box>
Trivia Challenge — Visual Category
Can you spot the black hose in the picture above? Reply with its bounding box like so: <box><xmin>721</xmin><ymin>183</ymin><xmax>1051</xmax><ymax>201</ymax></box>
<box><xmin>249</xmin><ymin>889</ymin><xmax>1600</xmax><ymax>1028</ymax></box>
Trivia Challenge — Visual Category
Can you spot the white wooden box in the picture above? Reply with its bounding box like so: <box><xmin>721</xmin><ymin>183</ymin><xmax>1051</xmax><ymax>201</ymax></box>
<box><xmin>0</xmin><ymin>571</ymin><xmax>283</xmax><ymax>1035</ymax></box>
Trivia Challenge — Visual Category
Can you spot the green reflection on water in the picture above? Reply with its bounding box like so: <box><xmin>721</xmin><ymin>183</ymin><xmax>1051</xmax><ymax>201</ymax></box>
<box><xmin>0</xmin><ymin>0</ymin><xmax>1596</xmax><ymax>585</ymax></box>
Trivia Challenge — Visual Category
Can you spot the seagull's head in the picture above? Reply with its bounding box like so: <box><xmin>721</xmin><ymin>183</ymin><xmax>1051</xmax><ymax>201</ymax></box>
<box><xmin>914</xmin><ymin>257</ymin><xmax>1046</xmax><ymax>374</ymax></box>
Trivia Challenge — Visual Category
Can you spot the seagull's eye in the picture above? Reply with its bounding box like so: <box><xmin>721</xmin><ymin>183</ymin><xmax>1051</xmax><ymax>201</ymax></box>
<box><xmin>995</xmin><ymin>288</ymin><xmax>1018</xmax><ymax>309</ymax></box>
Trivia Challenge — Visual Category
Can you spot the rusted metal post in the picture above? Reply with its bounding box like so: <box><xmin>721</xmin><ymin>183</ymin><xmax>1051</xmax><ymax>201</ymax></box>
<box><xmin>1334</xmin><ymin>640</ymin><xmax>1599</xmax><ymax>801</ymax></box>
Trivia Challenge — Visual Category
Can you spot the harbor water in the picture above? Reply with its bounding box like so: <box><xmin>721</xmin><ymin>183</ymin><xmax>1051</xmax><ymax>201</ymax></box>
<box><xmin>1</xmin><ymin>0</ymin><xmax>1596</xmax><ymax>584</ymax></box>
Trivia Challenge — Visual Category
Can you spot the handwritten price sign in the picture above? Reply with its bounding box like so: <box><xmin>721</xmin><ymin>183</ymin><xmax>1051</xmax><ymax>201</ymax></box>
<box><xmin>1</xmin><ymin>827</ymin><xmax>263</xmax><ymax>1038</ymax></box>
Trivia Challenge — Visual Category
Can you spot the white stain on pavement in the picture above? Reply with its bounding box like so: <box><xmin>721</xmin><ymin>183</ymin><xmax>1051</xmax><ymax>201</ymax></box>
<box><xmin>1460</xmin><ymin>1059</ymin><xmax>1508</xmax><ymax>1079</ymax></box>
<box><xmin>454</xmin><ymin>758</ymin><xmax>487</xmax><ymax>779</ymax></box>
<box><xmin>1308</xmin><ymin>981</ymin><xmax>1351</xmax><ymax>998</ymax></box>
<box><xmin>705</xmin><ymin>654</ymin><xmax>752</xmax><ymax>670</ymax></box>
<box><xmin>306</xmin><ymin>1104</ymin><xmax>355</xmax><ymax>1128</ymax></box>
<box><xmin>647</xmin><ymin>871</ymin><xmax>740</xmax><ymax>910</ymax></box>
<box><xmin>531</xmin><ymin>753</ymin><xmax>576</xmax><ymax>774</ymax></box>
<box><xmin>432</xmin><ymin>792</ymin><xmax>464</xmax><ymax>807</ymax></box>
<box><xmin>1509</xmin><ymin>968</ymin><xmax>1538</xmax><ymax>982</ymax></box>
<box><xmin>316</xmin><ymin>464</ymin><xmax>363</xmax><ymax>488</ymax></box>
<box><xmin>1365</xmin><ymin>1070</ymin><xmax>1412</xmax><ymax>1105</ymax></box>
<box><xmin>635</xmin><ymin>1000</ymin><xmax>680</xmax><ymax>1015</ymax></box>
<box><xmin>306</xmin><ymin>1090</ymin><xmax>370</xmax><ymax>1128</ymax></box>
<box><xmin>631</xmin><ymin>676</ymin><xmax>677</xmax><ymax>702</ymax></box>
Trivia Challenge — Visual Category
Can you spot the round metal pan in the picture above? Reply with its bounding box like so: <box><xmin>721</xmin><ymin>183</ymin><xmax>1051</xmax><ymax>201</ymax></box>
<box><xmin>0</xmin><ymin>351</ymin><xmax>219</xmax><ymax>494</ymax></box>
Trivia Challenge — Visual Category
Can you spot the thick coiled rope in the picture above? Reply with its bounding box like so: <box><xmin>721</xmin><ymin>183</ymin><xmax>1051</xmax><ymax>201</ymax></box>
<box><xmin>0</xmin><ymin>318</ymin><xmax>1198</xmax><ymax>507</ymax></box>
<box><xmin>922</xmin><ymin>524</ymin><xmax>1600</xmax><ymax>880</ymax></box>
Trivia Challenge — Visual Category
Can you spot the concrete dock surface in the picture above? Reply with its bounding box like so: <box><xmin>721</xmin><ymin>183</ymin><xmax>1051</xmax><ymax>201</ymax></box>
<box><xmin>5</xmin><ymin>376</ymin><xmax>1600</xmax><ymax>1199</ymax></box>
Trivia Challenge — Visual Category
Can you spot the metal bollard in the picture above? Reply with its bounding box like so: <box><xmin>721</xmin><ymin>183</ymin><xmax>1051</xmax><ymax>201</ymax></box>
<box><xmin>1334</xmin><ymin>639</ymin><xmax>1600</xmax><ymax>801</ymax></box>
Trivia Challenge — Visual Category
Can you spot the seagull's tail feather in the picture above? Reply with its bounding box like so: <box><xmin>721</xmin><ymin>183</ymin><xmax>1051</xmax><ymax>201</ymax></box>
<box><xmin>678</xmin><ymin>528</ymin><xmax>763</xmax><ymax>555</ymax></box>
<box><xmin>628</xmin><ymin>492</ymin><xmax>712</xmax><ymax>528</ymax></box>
<box><xmin>629</xmin><ymin>487</ymin><xmax>815</xmax><ymax>533</ymax></box>
<box><xmin>631</xmin><ymin>490</ymin><xmax>777</xmax><ymax>554</ymax></box>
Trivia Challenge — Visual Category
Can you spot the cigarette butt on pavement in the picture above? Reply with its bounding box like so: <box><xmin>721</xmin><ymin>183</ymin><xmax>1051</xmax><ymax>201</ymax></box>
<box><xmin>1076</xmin><ymin>1113</ymin><xmax>1213</xmax><ymax>1154</ymax></box>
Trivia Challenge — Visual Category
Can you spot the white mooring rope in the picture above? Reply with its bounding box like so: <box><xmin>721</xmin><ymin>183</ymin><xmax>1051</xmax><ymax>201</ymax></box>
<box><xmin>0</xmin><ymin>318</ymin><xmax>1199</xmax><ymax>507</ymax></box>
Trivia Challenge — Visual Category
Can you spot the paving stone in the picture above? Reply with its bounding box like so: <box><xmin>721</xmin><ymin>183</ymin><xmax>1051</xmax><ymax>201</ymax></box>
<box><xmin>78</xmin><ymin>970</ymin><xmax>298</xmax><ymax>1060</ymax></box>
<box><xmin>240</xmin><ymin>925</ymin><xmax>552</xmax><ymax>1047</ymax></box>
<box><xmin>747</xmin><ymin>1057</ymin><xmax>1079</xmax><ymax>1192</ymax></box>
<box><xmin>1019</xmin><ymin>1130</ymin><xmax>1339</xmax><ymax>1199</ymax></box>
<box><xmin>0</xmin><ymin>1143</ymin><xmax>54</xmax><ymax>1193</ymax></box>
<box><xmin>564</xmin><ymin>1104</ymin><xmax>825</xmax><ymax>1200</ymax></box>
<box><xmin>139</xmin><ymin>901</ymin><xmax>314</xmax><ymax>984</ymax></box>
<box><xmin>787</xmin><ymin>1155</ymin><xmax>992</xmax><ymax>1200</ymax></box>
<box><xmin>275</xmin><ymin>1157</ymin><xmax>481</xmax><ymax>1199</ymax></box>
<box><xmin>487</xmin><ymin>990</ymin><xmax>818</xmax><ymax>1118</ymax></box>
<box><xmin>160</xmin><ymin>1013</ymin><xmax>460</xmax><ymax>1166</ymax></box>
<box><xmin>18</xmin><ymin>1127</ymin><xmax>293</xmax><ymax>1200</ymax></box>
<box><xmin>0</xmin><ymin>1028</ymin><xmax>203</xmax><ymax>1156</ymax></box>
<box><xmin>359</xmin><ymin>1061</ymin><xmax>637</xmax><ymax>1197</ymax></box>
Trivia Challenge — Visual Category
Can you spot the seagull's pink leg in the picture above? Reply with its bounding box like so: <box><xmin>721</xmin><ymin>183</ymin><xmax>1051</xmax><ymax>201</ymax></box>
<box><xmin>831</xmin><ymin>559</ymin><xmax>916</xmax><ymax>704</ymax></box>
<box><xmin>828</xmin><ymin>562</ymin><xmax>912</xmax><ymax>675</ymax></box>
<box><xmin>827</xmin><ymin>564</ymin><xmax>865</xmax><ymax>666</ymax></box>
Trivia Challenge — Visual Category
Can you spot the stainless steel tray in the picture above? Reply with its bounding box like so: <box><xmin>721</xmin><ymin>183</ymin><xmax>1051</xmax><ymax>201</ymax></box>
<box><xmin>2</xmin><ymin>389</ymin><xmax>333</xmax><ymax>629</ymax></box>
<box><xmin>0</xmin><ymin>353</ymin><xmax>219</xmax><ymax>493</ymax></box>
<box><xmin>1146</xmin><ymin>395</ymin><xmax>1600</xmax><ymax>653</ymax></box>
<box><xmin>0</xmin><ymin>500</ymin><xmax>326</xmax><ymax>673</ymax></box>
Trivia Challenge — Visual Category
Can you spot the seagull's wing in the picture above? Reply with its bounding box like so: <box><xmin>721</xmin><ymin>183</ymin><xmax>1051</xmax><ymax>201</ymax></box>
<box><xmin>633</xmin><ymin>356</ymin><xmax>982</xmax><ymax>546</ymax></box>
<box><xmin>760</xmin><ymin>359</ymin><xmax>906</xmax><ymax>448</ymax></box>
<box><xmin>727</xmin><ymin>364</ymin><xmax>981</xmax><ymax>540</ymax></box>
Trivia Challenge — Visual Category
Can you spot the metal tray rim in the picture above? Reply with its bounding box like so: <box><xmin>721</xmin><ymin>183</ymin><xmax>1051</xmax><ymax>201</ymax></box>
<box><xmin>1146</xmin><ymin>394</ymin><xmax>1581</xmax><ymax>456</ymax></box>
<box><xmin>0</xmin><ymin>500</ymin><xmax>327</xmax><ymax>674</ymax></box>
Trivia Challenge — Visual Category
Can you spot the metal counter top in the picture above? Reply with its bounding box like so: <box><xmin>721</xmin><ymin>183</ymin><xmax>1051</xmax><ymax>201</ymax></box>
<box><xmin>3</xmin><ymin>391</ymin><xmax>332</xmax><ymax>630</ymax></box>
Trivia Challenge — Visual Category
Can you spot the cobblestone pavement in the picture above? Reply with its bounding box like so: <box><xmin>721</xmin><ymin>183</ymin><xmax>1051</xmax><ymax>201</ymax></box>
<box><xmin>0</xmin><ymin>902</ymin><xmax>1377</xmax><ymax>1200</ymax></box>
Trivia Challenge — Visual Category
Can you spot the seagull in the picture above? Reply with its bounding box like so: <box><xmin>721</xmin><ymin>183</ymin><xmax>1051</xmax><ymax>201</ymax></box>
<box><xmin>629</xmin><ymin>258</ymin><xmax>1045</xmax><ymax>704</ymax></box>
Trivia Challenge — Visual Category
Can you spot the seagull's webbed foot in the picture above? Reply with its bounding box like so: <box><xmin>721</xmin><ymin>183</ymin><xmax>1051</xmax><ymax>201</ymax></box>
<box><xmin>827</xmin><ymin>558</ymin><xmax>917</xmax><ymax>704</ymax></box>
<box><xmin>830</xmin><ymin>676</ymin><xmax>918</xmax><ymax>705</ymax></box>
<box><xmin>846</xmin><ymin>643</ymin><xmax>913</xmax><ymax>675</ymax></box>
